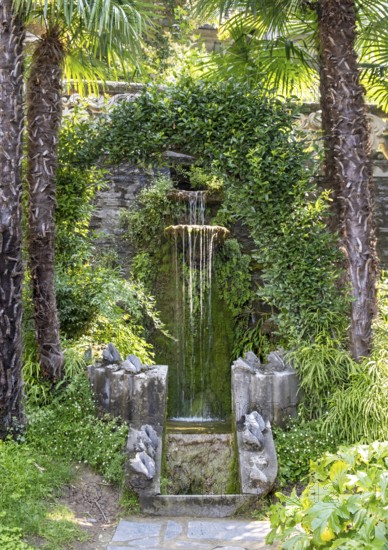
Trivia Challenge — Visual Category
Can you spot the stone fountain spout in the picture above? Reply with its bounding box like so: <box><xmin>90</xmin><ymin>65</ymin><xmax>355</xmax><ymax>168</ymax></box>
<box><xmin>165</xmin><ymin>224</ymin><xmax>229</xmax><ymax>240</ymax></box>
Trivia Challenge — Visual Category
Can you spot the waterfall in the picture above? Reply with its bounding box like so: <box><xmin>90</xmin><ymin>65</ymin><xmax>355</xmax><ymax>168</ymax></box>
<box><xmin>165</xmin><ymin>193</ymin><xmax>229</xmax><ymax>420</ymax></box>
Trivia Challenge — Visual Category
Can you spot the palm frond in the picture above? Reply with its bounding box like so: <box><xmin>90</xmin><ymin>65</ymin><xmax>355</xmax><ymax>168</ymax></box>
<box><xmin>195</xmin><ymin>0</ymin><xmax>308</xmax><ymax>31</ymax></box>
<box><xmin>13</xmin><ymin>0</ymin><xmax>156</xmax><ymax>86</ymax></box>
<box><xmin>202</xmin><ymin>9</ymin><xmax>318</xmax><ymax>97</ymax></box>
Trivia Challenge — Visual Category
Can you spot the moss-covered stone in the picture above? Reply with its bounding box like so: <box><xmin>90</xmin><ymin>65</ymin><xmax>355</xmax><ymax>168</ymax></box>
<box><xmin>153</xmin><ymin>240</ymin><xmax>233</xmax><ymax>420</ymax></box>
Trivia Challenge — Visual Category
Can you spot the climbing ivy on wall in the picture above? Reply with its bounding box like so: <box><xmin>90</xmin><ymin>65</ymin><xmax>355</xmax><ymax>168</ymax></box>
<box><xmin>99</xmin><ymin>79</ymin><xmax>348</xmax><ymax>354</ymax></box>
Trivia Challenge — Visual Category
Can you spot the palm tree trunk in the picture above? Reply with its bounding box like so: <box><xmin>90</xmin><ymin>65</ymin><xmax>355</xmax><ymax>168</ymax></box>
<box><xmin>0</xmin><ymin>2</ymin><xmax>25</xmax><ymax>438</ymax></box>
<box><xmin>318</xmin><ymin>47</ymin><xmax>342</xmax><ymax>232</ymax></box>
<box><xmin>27</xmin><ymin>27</ymin><xmax>65</xmax><ymax>383</ymax></box>
<box><xmin>317</xmin><ymin>0</ymin><xmax>378</xmax><ymax>360</ymax></box>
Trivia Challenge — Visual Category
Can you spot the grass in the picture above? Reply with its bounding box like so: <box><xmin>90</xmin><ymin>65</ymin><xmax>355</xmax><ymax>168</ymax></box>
<box><xmin>0</xmin><ymin>439</ymin><xmax>88</xmax><ymax>549</ymax></box>
<box><xmin>1</xmin><ymin>370</ymin><xmax>130</xmax><ymax>549</ymax></box>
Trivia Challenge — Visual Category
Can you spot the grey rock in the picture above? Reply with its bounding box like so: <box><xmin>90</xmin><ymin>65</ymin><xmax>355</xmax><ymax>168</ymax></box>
<box><xmin>127</xmin><ymin>426</ymin><xmax>159</xmax><ymax>459</ymax></box>
<box><xmin>165</xmin><ymin>520</ymin><xmax>183</xmax><ymax>540</ymax></box>
<box><xmin>243</xmin><ymin>351</ymin><xmax>261</xmax><ymax>370</ymax></box>
<box><xmin>129</xmin><ymin>452</ymin><xmax>149</xmax><ymax>478</ymax></box>
<box><xmin>122</xmin><ymin>359</ymin><xmax>137</xmax><ymax>373</ymax></box>
<box><xmin>112</xmin><ymin>520</ymin><xmax>161</xmax><ymax>542</ymax></box>
<box><xmin>246</xmin><ymin>411</ymin><xmax>266</xmax><ymax>434</ymax></box>
<box><xmin>141</xmin><ymin>424</ymin><xmax>159</xmax><ymax>449</ymax></box>
<box><xmin>242</xmin><ymin>427</ymin><xmax>263</xmax><ymax>451</ymax></box>
<box><xmin>251</xmin><ymin>455</ymin><xmax>268</xmax><ymax>468</ymax></box>
<box><xmin>127</xmin><ymin>354</ymin><xmax>142</xmax><ymax>372</ymax></box>
<box><xmin>242</xmin><ymin>412</ymin><xmax>266</xmax><ymax>451</ymax></box>
<box><xmin>266</xmin><ymin>349</ymin><xmax>286</xmax><ymax>371</ymax></box>
<box><xmin>130</xmin><ymin>451</ymin><xmax>156</xmax><ymax>479</ymax></box>
<box><xmin>249</xmin><ymin>465</ymin><xmax>268</xmax><ymax>486</ymax></box>
<box><xmin>127</xmin><ymin>428</ymin><xmax>144</xmax><ymax>452</ymax></box>
<box><xmin>233</xmin><ymin>357</ymin><xmax>255</xmax><ymax>372</ymax></box>
<box><xmin>106</xmin><ymin>363</ymin><xmax>121</xmax><ymax>372</ymax></box>
<box><xmin>103</xmin><ymin>342</ymin><xmax>122</xmax><ymax>364</ymax></box>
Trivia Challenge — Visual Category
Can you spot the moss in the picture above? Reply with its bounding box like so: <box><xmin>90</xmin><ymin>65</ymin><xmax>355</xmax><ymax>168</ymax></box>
<box><xmin>153</xmin><ymin>242</ymin><xmax>234</xmax><ymax>419</ymax></box>
<box><xmin>226</xmin><ymin>425</ymin><xmax>241</xmax><ymax>494</ymax></box>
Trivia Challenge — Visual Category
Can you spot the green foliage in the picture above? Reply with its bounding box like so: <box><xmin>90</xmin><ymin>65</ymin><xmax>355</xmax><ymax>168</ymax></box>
<box><xmin>48</xmin><ymin>111</ymin><xmax>164</xmax><ymax>372</ymax></box>
<box><xmin>27</xmin><ymin>373</ymin><xmax>128</xmax><ymax>484</ymax></box>
<box><xmin>186</xmin><ymin>165</ymin><xmax>224</xmax><ymax>194</ymax></box>
<box><xmin>100</xmin><ymin>79</ymin><xmax>348</xmax><ymax>412</ymax></box>
<box><xmin>56</xmin><ymin>113</ymin><xmax>105</xmax><ymax>268</ymax></box>
<box><xmin>119</xmin><ymin>175</ymin><xmax>180</xmax><ymax>254</ymax></box>
<box><xmin>323</xmin><ymin>276</ymin><xmax>388</xmax><ymax>443</ymax></box>
<box><xmin>214</xmin><ymin>238</ymin><xmax>272</xmax><ymax>359</ymax></box>
<box><xmin>55</xmin><ymin>264</ymin><xmax>161</xmax><ymax>358</ymax></box>
<box><xmin>273</xmin><ymin>418</ymin><xmax>338</xmax><ymax>487</ymax></box>
<box><xmin>131</xmin><ymin>251</ymin><xmax>155</xmax><ymax>292</ymax></box>
<box><xmin>102</xmin><ymin>80</ymin><xmax>347</xmax><ymax>345</ymax></box>
<box><xmin>267</xmin><ymin>442</ymin><xmax>388</xmax><ymax>548</ymax></box>
<box><xmin>0</xmin><ymin>527</ymin><xmax>34</xmax><ymax>550</ymax></box>
<box><xmin>137</xmin><ymin>4</ymin><xmax>208</xmax><ymax>83</ymax></box>
<box><xmin>101</xmin><ymin>78</ymin><xmax>295</xmax><ymax>169</ymax></box>
<box><xmin>0</xmin><ymin>439</ymin><xmax>86</xmax><ymax>549</ymax></box>
<box><xmin>288</xmin><ymin>336</ymin><xmax>355</xmax><ymax>419</ymax></box>
<box><xmin>232</xmin><ymin>321</ymin><xmax>272</xmax><ymax>360</ymax></box>
<box><xmin>215</xmin><ymin>239</ymin><xmax>254</xmax><ymax>318</ymax></box>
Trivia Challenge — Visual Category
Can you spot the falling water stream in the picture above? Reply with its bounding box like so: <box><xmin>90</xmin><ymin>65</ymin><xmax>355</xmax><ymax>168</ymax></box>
<box><xmin>165</xmin><ymin>191</ymin><xmax>230</xmax><ymax>420</ymax></box>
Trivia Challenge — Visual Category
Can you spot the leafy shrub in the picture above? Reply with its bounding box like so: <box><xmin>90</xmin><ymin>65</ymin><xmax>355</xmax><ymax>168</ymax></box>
<box><xmin>27</xmin><ymin>373</ymin><xmax>128</xmax><ymax>484</ymax></box>
<box><xmin>56</xmin><ymin>113</ymin><xmax>104</xmax><ymax>268</ymax></box>
<box><xmin>267</xmin><ymin>442</ymin><xmax>388</xmax><ymax>548</ymax></box>
<box><xmin>0</xmin><ymin>527</ymin><xmax>35</xmax><ymax>550</ymax></box>
<box><xmin>272</xmin><ymin>418</ymin><xmax>338</xmax><ymax>487</ymax></box>
<box><xmin>215</xmin><ymin>239</ymin><xmax>254</xmax><ymax>318</ymax></box>
<box><xmin>214</xmin><ymin>238</ymin><xmax>270</xmax><ymax>358</ymax></box>
<box><xmin>186</xmin><ymin>165</ymin><xmax>224</xmax><ymax>194</ymax></box>
<box><xmin>131</xmin><ymin>251</ymin><xmax>155</xmax><ymax>292</ymax></box>
<box><xmin>55</xmin><ymin>264</ymin><xmax>163</xmax><ymax>355</ymax></box>
<box><xmin>120</xmin><ymin>175</ymin><xmax>184</xmax><ymax>254</ymax></box>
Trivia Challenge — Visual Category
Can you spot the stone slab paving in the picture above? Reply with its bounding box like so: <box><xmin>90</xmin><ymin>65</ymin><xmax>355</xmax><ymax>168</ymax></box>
<box><xmin>107</xmin><ymin>518</ymin><xmax>274</xmax><ymax>550</ymax></box>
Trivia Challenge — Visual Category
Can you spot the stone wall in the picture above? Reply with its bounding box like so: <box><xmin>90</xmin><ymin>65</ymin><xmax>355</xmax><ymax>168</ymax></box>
<box><xmin>374</xmin><ymin>161</ymin><xmax>388</xmax><ymax>267</ymax></box>
<box><xmin>90</xmin><ymin>158</ymin><xmax>388</xmax><ymax>268</ymax></box>
<box><xmin>89</xmin><ymin>163</ymin><xmax>169</xmax><ymax>267</ymax></box>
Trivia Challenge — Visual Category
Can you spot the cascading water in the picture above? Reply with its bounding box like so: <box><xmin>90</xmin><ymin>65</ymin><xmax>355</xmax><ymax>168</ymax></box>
<box><xmin>164</xmin><ymin>191</ymin><xmax>230</xmax><ymax>420</ymax></box>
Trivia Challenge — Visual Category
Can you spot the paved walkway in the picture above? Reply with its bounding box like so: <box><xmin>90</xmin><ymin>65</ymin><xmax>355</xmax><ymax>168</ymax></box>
<box><xmin>107</xmin><ymin>518</ymin><xmax>274</xmax><ymax>550</ymax></box>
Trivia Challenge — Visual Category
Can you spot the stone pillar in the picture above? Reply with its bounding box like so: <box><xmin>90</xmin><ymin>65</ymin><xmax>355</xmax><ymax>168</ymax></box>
<box><xmin>87</xmin><ymin>348</ymin><xmax>168</xmax><ymax>497</ymax></box>
<box><xmin>232</xmin><ymin>350</ymin><xmax>299</xmax><ymax>427</ymax></box>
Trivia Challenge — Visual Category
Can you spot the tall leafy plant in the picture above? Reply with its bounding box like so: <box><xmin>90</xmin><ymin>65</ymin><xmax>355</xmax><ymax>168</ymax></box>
<box><xmin>323</xmin><ymin>276</ymin><xmax>388</xmax><ymax>443</ymax></box>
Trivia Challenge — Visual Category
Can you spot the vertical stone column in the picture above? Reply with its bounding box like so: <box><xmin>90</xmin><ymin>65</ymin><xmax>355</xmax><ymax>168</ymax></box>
<box><xmin>87</xmin><ymin>348</ymin><xmax>168</xmax><ymax>497</ymax></box>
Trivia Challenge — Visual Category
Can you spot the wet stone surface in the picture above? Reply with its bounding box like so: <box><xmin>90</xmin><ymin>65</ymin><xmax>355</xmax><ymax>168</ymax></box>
<box><xmin>106</xmin><ymin>518</ymin><xmax>274</xmax><ymax>549</ymax></box>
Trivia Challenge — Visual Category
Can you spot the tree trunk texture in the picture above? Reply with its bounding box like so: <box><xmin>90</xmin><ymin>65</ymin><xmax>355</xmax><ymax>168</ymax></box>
<box><xmin>318</xmin><ymin>43</ymin><xmax>342</xmax><ymax>232</ymax></box>
<box><xmin>0</xmin><ymin>2</ymin><xmax>25</xmax><ymax>438</ymax></box>
<box><xmin>317</xmin><ymin>0</ymin><xmax>378</xmax><ymax>360</ymax></box>
<box><xmin>27</xmin><ymin>28</ymin><xmax>65</xmax><ymax>383</ymax></box>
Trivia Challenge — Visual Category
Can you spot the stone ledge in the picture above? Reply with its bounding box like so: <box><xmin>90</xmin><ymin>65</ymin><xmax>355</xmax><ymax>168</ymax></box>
<box><xmin>139</xmin><ymin>494</ymin><xmax>261</xmax><ymax>518</ymax></box>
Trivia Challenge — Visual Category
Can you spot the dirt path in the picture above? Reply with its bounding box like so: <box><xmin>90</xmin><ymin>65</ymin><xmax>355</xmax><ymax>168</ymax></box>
<box><xmin>59</xmin><ymin>465</ymin><xmax>125</xmax><ymax>549</ymax></box>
